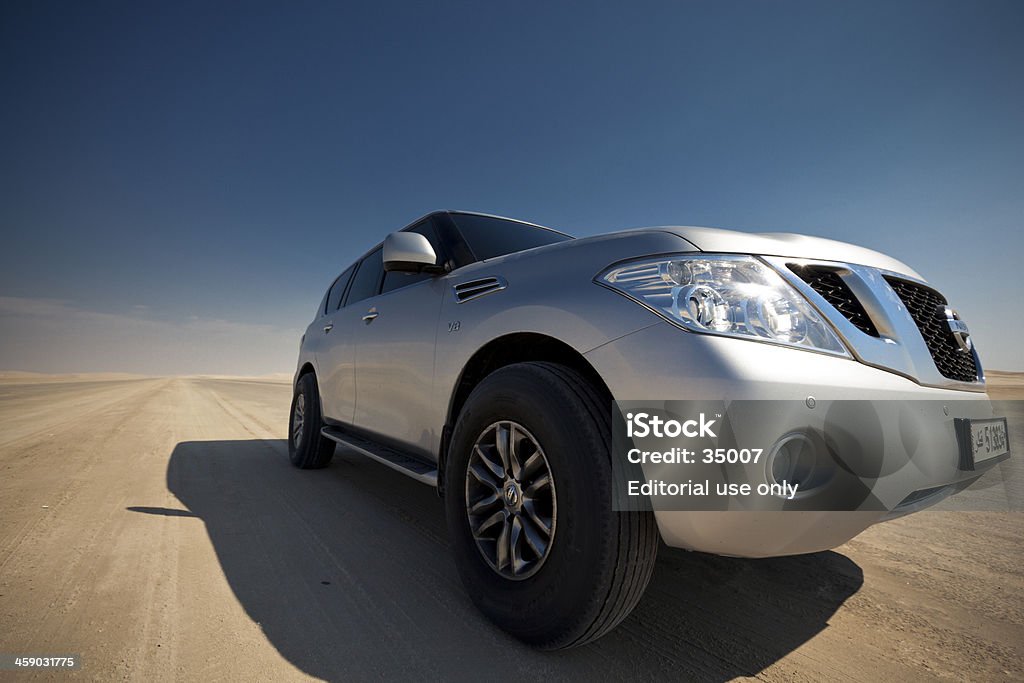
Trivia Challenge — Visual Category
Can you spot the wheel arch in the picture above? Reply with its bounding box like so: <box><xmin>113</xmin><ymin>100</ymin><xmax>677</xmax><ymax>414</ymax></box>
<box><xmin>439</xmin><ymin>332</ymin><xmax>612</xmax><ymax>494</ymax></box>
<box><xmin>294</xmin><ymin>362</ymin><xmax>316</xmax><ymax>389</ymax></box>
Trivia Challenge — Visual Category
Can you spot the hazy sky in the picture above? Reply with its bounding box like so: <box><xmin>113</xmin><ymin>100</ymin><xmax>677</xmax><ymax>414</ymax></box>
<box><xmin>1</xmin><ymin>1</ymin><xmax>1022</xmax><ymax>374</ymax></box>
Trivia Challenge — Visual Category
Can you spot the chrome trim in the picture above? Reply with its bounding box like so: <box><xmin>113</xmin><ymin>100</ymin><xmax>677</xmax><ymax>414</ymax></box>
<box><xmin>765</xmin><ymin>256</ymin><xmax>984</xmax><ymax>392</ymax></box>
<box><xmin>939</xmin><ymin>306</ymin><xmax>973</xmax><ymax>354</ymax></box>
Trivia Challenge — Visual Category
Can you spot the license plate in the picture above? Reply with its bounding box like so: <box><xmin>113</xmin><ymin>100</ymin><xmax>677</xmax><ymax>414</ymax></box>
<box><xmin>955</xmin><ymin>417</ymin><xmax>1010</xmax><ymax>470</ymax></box>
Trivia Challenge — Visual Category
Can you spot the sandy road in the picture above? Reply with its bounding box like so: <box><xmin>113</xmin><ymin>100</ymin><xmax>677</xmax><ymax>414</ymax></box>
<box><xmin>0</xmin><ymin>376</ymin><xmax>1020</xmax><ymax>681</ymax></box>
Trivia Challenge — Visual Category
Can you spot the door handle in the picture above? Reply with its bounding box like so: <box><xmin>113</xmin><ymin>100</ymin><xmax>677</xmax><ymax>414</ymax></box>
<box><xmin>362</xmin><ymin>308</ymin><xmax>379</xmax><ymax>324</ymax></box>
<box><xmin>322</xmin><ymin>323</ymin><xmax>334</xmax><ymax>333</ymax></box>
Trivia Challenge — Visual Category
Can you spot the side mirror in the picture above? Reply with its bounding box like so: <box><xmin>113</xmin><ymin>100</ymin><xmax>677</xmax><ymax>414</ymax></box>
<box><xmin>382</xmin><ymin>232</ymin><xmax>439</xmax><ymax>273</ymax></box>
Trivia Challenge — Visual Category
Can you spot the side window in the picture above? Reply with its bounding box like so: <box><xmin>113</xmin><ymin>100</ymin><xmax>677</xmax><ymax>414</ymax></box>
<box><xmin>325</xmin><ymin>265</ymin><xmax>355</xmax><ymax>314</ymax></box>
<box><xmin>381</xmin><ymin>220</ymin><xmax>443</xmax><ymax>294</ymax></box>
<box><xmin>316</xmin><ymin>288</ymin><xmax>330</xmax><ymax>318</ymax></box>
<box><xmin>345</xmin><ymin>247</ymin><xmax>384</xmax><ymax>306</ymax></box>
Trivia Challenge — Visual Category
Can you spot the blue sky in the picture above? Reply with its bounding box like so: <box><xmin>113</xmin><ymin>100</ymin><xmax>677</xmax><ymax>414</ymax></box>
<box><xmin>1</xmin><ymin>1</ymin><xmax>1022</xmax><ymax>374</ymax></box>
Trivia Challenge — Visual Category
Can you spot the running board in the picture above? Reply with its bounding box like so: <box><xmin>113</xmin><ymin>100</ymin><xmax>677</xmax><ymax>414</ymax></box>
<box><xmin>320</xmin><ymin>427</ymin><xmax>438</xmax><ymax>487</ymax></box>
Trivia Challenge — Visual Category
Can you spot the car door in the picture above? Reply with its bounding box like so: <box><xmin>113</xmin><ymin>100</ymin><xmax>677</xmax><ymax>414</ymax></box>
<box><xmin>316</xmin><ymin>257</ymin><xmax>368</xmax><ymax>426</ymax></box>
<box><xmin>351</xmin><ymin>219</ymin><xmax>448</xmax><ymax>459</ymax></box>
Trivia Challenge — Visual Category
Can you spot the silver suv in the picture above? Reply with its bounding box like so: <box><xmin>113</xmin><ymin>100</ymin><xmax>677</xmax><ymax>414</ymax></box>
<box><xmin>290</xmin><ymin>210</ymin><xmax>1005</xmax><ymax>649</ymax></box>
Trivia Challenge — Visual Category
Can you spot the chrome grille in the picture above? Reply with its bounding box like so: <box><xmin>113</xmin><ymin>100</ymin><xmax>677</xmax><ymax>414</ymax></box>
<box><xmin>883</xmin><ymin>277</ymin><xmax>979</xmax><ymax>382</ymax></box>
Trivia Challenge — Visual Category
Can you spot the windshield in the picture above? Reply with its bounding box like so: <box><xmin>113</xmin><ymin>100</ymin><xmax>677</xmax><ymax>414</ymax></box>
<box><xmin>449</xmin><ymin>213</ymin><xmax>572</xmax><ymax>261</ymax></box>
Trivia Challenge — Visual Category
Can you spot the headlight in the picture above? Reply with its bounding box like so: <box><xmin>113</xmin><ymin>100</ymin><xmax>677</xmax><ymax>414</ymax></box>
<box><xmin>597</xmin><ymin>254</ymin><xmax>849</xmax><ymax>356</ymax></box>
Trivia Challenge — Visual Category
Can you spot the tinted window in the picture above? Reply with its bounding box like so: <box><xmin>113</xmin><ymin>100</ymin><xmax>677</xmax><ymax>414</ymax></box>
<box><xmin>345</xmin><ymin>247</ymin><xmax>384</xmax><ymax>306</ymax></box>
<box><xmin>316</xmin><ymin>288</ymin><xmax>330</xmax><ymax>318</ymax></box>
<box><xmin>381</xmin><ymin>220</ymin><xmax>442</xmax><ymax>294</ymax></box>
<box><xmin>325</xmin><ymin>265</ymin><xmax>355</xmax><ymax>313</ymax></box>
<box><xmin>449</xmin><ymin>214</ymin><xmax>571</xmax><ymax>261</ymax></box>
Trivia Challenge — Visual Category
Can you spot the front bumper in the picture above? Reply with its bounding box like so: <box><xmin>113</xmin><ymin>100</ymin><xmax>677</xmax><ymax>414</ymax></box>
<box><xmin>586</xmin><ymin>322</ymin><xmax>1003</xmax><ymax>557</ymax></box>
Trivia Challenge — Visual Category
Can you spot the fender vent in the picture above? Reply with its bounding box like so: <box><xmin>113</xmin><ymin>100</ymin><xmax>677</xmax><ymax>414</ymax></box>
<box><xmin>453</xmin><ymin>276</ymin><xmax>507</xmax><ymax>303</ymax></box>
<box><xmin>789</xmin><ymin>265</ymin><xmax>880</xmax><ymax>337</ymax></box>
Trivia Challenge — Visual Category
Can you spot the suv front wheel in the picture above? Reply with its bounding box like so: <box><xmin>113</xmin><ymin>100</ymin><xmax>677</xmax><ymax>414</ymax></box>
<box><xmin>445</xmin><ymin>361</ymin><xmax>659</xmax><ymax>649</ymax></box>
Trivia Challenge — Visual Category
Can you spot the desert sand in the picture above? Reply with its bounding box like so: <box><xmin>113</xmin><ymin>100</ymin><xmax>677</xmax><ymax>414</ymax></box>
<box><xmin>0</xmin><ymin>374</ymin><xmax>1020</xmax><ymax>681</ymax></box>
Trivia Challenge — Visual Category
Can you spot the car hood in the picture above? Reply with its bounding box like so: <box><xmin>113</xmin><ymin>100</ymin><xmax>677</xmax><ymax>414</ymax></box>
<box><xmin>644</xmin><ymin>225</ymin><xmax>922</xmax><ymax>280</ymax></box>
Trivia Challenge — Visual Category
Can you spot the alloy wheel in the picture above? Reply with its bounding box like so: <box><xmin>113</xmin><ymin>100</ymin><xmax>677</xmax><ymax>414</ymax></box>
<box><xmin>465</xmin><ymin>421</ymin><xmax>557</xmax><ymax>580</ymax></box>
<box><xmin>292</xmin><ymin>393</ymin><xmax>305</xmax><ymax>446</ymax></box>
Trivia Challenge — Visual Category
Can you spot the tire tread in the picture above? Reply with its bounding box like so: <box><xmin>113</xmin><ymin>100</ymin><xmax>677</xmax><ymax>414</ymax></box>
<box><xmin>510</xmin><ymin>362</ymin><xmax>658</xmax><ymax>649</ymax></box>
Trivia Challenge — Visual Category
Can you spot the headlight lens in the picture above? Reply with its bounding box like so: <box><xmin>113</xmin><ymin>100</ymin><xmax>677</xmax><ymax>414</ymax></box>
<box><xmin>598</xmin><ymin>254</ymin><xmax>848</xmax><ymax>355</ymax></box>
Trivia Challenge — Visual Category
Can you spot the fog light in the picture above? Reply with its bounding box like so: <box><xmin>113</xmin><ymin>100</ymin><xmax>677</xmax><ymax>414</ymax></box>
<box><xmin>767</xmin><ymin>432</ymin><xmax>831</xmax><ymax>496</ymax></box>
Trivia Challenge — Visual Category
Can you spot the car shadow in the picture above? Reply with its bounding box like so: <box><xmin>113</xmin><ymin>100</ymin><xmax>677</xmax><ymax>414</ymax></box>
<box><xmin>149</xmin><ymin>439</ymin><xmax>864</xmax><ymax>681</ymax></box>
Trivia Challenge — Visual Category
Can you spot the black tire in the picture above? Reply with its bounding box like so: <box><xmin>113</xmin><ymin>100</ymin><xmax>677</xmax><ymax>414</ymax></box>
<box><xmin>288</xmin><ymin>373</ymin><xmax>336</xmax><ymax>469</ymax></box>
<box><xmin>445</xmin><ymin>361</ymin><xmax>659</xmax><ymax>649</ymax></box>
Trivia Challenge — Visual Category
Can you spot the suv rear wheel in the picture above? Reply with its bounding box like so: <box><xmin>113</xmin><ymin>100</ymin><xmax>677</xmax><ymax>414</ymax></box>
<box><xmin>288</xmin><ymin>373</ymin><xmax>336</xmax><ymax>469</ymax></box>
<box><xmin>445</xmin><ymin>361</ymin><xmax>659</xmax><ymax>649</ymax></box>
